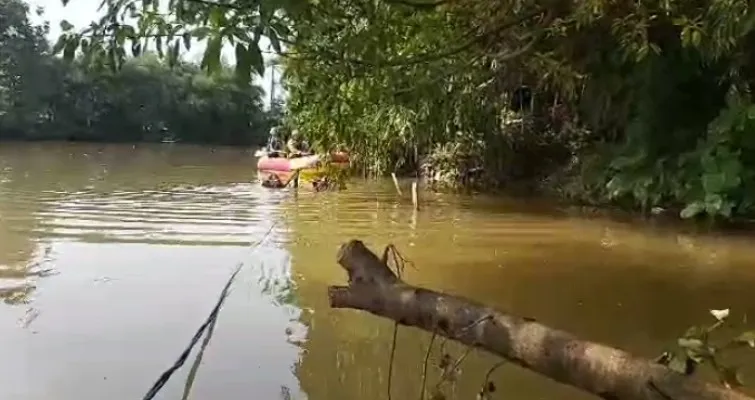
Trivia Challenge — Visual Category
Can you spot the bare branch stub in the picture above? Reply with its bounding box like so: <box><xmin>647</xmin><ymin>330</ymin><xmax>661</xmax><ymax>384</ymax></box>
<box><xmin>336</xmin><ymin>240</ymin><xmax>400</xmax><ymax>286</ymax></box>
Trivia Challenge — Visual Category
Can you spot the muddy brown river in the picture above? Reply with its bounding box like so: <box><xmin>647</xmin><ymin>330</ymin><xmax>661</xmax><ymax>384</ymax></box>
<box><xmin>1</xmin><ymin>142</ymin><xmax>754</xmax><ymax>400</ymax></box>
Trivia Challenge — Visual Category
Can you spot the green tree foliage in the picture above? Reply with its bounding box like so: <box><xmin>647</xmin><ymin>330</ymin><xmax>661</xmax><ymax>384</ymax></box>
<box><xmin>0</xmin><ymin>0</ymin><xmax>273</xmax><ymax>146</ymax></box>
<box><xmin>57</xmin><ymin>0</ymin><xmax>755</xmax><ymax>219</ymax></box>
<box><xmin>51</xmin><ymin>0</ymin><xmax>300</xmax><ymax>79</ymax></box>
<box><xmin>283</xmin><ymin>0</ymin><xmax>755</xmax><ymax>219</ymax></box>
<box><xmin>0</xmin><ymin>0</ymin><xmax>53</xmax><ymax>131</ymax></box>
<box><xmin>36</xmin><ymin>55</ymin><xmax>271</xmax><ymax>145</ymax></box>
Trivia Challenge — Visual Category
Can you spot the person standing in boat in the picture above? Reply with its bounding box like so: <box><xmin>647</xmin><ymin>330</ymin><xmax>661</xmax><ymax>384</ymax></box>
<box><xmin>286</xmin><ymin>129</ymin><xmax>311</xmax><ymax>158</ymax></box>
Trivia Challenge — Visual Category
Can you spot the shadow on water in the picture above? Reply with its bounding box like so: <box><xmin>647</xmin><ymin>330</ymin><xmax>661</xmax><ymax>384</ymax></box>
<box><xmin>1</xmin><ymin>143</ymin><xmax>755</xmax><ymax>400</ymax></box>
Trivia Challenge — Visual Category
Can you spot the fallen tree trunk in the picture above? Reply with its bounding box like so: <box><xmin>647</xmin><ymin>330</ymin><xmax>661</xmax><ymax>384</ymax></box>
<box><xmin>327</xmin><ymin>240</ymin><xmax>754</xmax><ymax>400</ymax></box>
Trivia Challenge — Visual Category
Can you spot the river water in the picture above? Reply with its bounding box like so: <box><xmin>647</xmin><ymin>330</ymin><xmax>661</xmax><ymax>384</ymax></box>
<box><xmin>1</xmin><ymin>143</ymin><xmax>755</xmax><ymax>400</ymax></box>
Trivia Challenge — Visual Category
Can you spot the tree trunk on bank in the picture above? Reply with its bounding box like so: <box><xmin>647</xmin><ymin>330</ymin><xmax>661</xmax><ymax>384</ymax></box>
<box><xmin>327</xmin><ymin>240</ymin><xmax>754</xmax><ymax>400</ymax></box>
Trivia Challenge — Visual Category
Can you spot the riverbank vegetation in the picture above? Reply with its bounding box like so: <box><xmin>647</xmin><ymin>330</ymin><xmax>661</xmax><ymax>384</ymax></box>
<box><xmin>281</xmin><ymin>0</ymin><xmax>755</xmax><ymax>223</ymax></box>
<box><xmin>23</xmin><ymin>0</ymin><xmax>755</xmax><ymax>221</ymax></box>
<box><xmin>0</xmin><ymin>0</ymin><xmax>273</xmax><ymax>145</ymax></box>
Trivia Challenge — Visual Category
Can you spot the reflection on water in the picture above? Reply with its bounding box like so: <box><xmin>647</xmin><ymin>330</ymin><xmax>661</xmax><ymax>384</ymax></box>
<box><xmin>1</xmin><ymin>143</ymin><xmax>755</xmax><ymax>400</ymax></box>
<box><xmin>0</xmin><ymin>143</ymin><xmax>304</xmax><ymax>400</ymax></box>
<box><xmin>283</xmin><ymin>188</ymin><xmax>755</xmax><ymax>399</ymax></box>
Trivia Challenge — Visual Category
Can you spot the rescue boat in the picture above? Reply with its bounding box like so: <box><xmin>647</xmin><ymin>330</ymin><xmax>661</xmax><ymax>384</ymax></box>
<box><xmin>256</xmin><ymin>151</ymin><xmax>350</xmax><ymax>186</ymax></box>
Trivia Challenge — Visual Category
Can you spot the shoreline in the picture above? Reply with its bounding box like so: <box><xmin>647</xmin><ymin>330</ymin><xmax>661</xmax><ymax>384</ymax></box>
<box><xmin>4</xmin><ymin>139</ymin><xmax>754</xmax><ymax>235</ymax></box>
<box><xmin>390</xmin><ymin>172</ymin><xmax>755</xmax><ymax>237</ymax></box>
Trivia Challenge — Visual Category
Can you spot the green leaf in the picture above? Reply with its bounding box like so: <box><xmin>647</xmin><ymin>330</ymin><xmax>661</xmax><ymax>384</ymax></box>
<box><xmin>107</xmin><ymin>47</ymin><xmax>117</xmax><ymax>72</ymax></box>
<box><xmin>182</xmin><ymin>32</ymin><xmax>192</xmax><ymax>50</ymax></box>
<box><xmin>252</xmin><ymin>25</ymin><xmax>264</xmax><ymax>43</ymax></box>
<box><xmin>60</xmin><ymin>19</ymin><xmax>74</xmax><ymax>31</ymax></box>
<box><xmin>222</xmin><ymin>27</ymin><xmax>236</xmax><ymax>45</ymax></box>
<box><xmin>62</xmin><ymin>36</ymin><xmax>79</xmax><ymax>61</ymax></box>
<box><xmin>132</xmin><ymin>40</ymin><xmax>142</xmax><ymax>57</ymax></box>
<box><xmin>116</xmin><ymin>29</ymin><xmax>127</xmax><ymax>46</ymax></box>
<box><xmin>636</xmin><ymin>44</ymin><xmax>648</xmax><ymax>61</ymax></box>
<box><xmin>747</xmin><ymin>105</ymin><xmax>755</xmax><ymax>120</ymax></box>
<box><xmin>247</xmin><ymin>43</ymin><xmax>265</xmax><ymax>76</ymax></box>
<box><xmin>720</xmin><ymin>158</ymin><xmax>742</xmax><ymax>188</ymax></box>
<box><xmin>691</xmin><ymin>30</ymin><xmax>701</xmax><ymax>47</ymax></box>
<box><xmin>680</xmin><ymin>201</ymin><xmax>704</xmax><ymax>219</ymax></box>
<box><xmin>701</xmin><ymin>152</ymin><xmax>718</xmax><ymax>173</ymax></box>
<box><xmin>270</xmin><ymin>21</ymin><xmax>292</xmax><ymax>38</ymax></box>
<box><xmin>201</xmin><ymin>35</ymin><xmax>223</xmax><ymax>73</ymax></box>
<box><xmin>235</xmin><ymin>43</ymin><xmax>252</xmax><ymax>82</ymax></box>
<box><xmin>121</xmin><ymin>25</ymin><xmax>137</xmax><ymax>39</ymax></box>
<box><xmin>168</xmin><ymin>39</ymin><xmax>180</xmax><ymax>67</ymax></box>
<box><xmin>702</xmin><ymin>173</ymin><xmax>726</xmax><ymax>193</ymax></box>
<box><xmin>116</xmin><ymin>46</ymin><xmax>126</xmax><ymax>65</ymax></box>
<box><xmin>51</xmin><ymin>35</ymin><xmax>67</xmax><ymax>54</ymax></box>
<box><xmin>209</xmin><ymin>8</ymin><xmax>226</xmax><ymax>27</ymax></box>
<box><xmin>680</xmin><ymin>27</ymin><xmax>690</xmax><ymax>47</ymax></box>
<box><xmin>193</xmin><ymin>27</ymin><xmax>212</xmax><ymax>40</ymax></box>
<box><xmin>268</xmin><ymin>28</ymin><xmax>282</xmax><ymax>53</ymax></box>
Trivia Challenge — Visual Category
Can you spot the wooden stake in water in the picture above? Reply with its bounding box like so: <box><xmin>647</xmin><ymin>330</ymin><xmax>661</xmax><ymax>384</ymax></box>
<box><xmin>391</xmin><ymin>173</ymin><xmax>403</xmax><ymax>195</ymax></box>
<box><xmin>411</xmin><ymin>181</ymin><xmax>419</xmax><ymax>210</ymax></box>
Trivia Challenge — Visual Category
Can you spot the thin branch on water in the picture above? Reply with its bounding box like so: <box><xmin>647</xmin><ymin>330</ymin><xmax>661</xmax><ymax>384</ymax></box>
<box><xmin>436</xmin><ymin>315</ymin><xmax>493</xmax><ymax>370</ymax></box>
<box><xmin>431</xmin><ymin>315</ymin><xmax>494</xmax><ymax>397</ymax></box>
<box><xmin>435</xmin><ymin>344</ymin><xmax>474</xmax><ymax>391</ymax></box>
<box><xmin>483</xmin><ymin>361</ymin><xmax>506</xmax><ymax>385</ymax></box>
<box><xmin>180</xmin><ymin>294</ymin><xmax>224</xmax><ymax>400</ymax></box>
<box><xmin>387</xmin><ymin>320</ymin><xmax>399</xmax><ymax>400</ymax></box>
<box><xmin>419</xmin><ymin>331</ymin><xmax>437</xmax><ymax>400</ymax></box>
<box><xmin>383</xmin><ymin>244</ymin><xmax>418</xmax><ymax>274</ymax></box>
<box><xmin>384</xmin><ymin>244</ymin><xmax>413</xmax><ymax>400</ymax></box>
<box><xmin>142</xmin><ymin>223</ymin><xmax>277</xmax><ymax>400</ymax></box>
<box><xmin>141</xmin><ymin>263</ymin><xmax>243</xmax><ymax>400</ymax></box>
<box><xmin>250</xmin><ymin>223</ymin><xmax>278</xmax><ymax>249</ymax></box>
<box><xmin>477</xmin><ymin>360</ymin><xmax>506</xmax><ymax>399</ymax></box>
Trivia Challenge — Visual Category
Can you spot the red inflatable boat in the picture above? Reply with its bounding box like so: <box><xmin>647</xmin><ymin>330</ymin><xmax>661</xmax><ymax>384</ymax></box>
<box><xmin>256</xmin><ymin>152</ymin><xmax>350</xmax><ymax>185</ymax></box>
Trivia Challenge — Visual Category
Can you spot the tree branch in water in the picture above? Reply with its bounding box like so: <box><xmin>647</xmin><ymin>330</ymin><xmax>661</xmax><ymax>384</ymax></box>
<box><xmin>327</xmin><ymin>239</ymin><xmax>754</xmax><ymax>400</ymax></box>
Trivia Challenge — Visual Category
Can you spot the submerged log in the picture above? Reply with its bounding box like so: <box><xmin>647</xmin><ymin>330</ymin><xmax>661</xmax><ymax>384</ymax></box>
<box><xmin>327</xmin><ymin>240</ymin><xmax>753</xmax><ymax>400</ymax></box>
